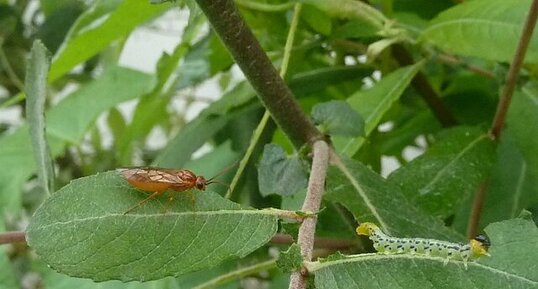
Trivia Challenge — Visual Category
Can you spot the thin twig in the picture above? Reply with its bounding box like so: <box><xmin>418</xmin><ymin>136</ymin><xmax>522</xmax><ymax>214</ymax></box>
<box><xmin>288</xmin><ymin>141</ymin><xmax>330</xmax><ymax>289</ymax></box>
<box><xmin>0</xmin><ymin>231</ymin><xmax>26</xmax><ymax>245</ymax></box>
<box><xmin>226</xmin><ymin>3</ymin><xmax>303</xmax><ymax>198</ymax></box>
<box><xmin>194</xmin><ymin>0</ymin><xmax>324</xmax><ymax>149</ymax></box>
<box><xmin>489</xmin><ymin>0</ymin><xmax>538</xmax><ymax>139</ymax></box>
<box><xmin>437</xmin><ymin>54</ymin><xmax>495</xmax><ymax>78</ymax></box>
<box><xmin>468</xmin><ymin>0</ymin><xmax>538</xmax><ymax>237</ymax></box>
<box><xmin>193</xmin><ymin>259</ymin><xmax>277</xmax><ymax>289</ymax></box>
<box><xmin>392</xmin><ymin>44</ymin><xmax>458</xmax><ymax>127</ymax></box>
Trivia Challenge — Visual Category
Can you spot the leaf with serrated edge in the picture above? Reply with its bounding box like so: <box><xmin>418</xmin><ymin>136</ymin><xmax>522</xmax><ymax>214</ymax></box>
<box><xmin>27</xmin><ymin>171</ymin><xmax>277</xmax><ymax>282</ymax></box>
<box><xmin>309</xmin><ymin>218</ymin><xmax>538</xmax><ymax>289</ymax></box>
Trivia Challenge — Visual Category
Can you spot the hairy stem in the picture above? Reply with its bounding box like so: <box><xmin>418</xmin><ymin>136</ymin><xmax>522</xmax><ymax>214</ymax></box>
<box><xmin>489</xmin><ymin>0</ymin><xmax>538</xmax><ymax>139</ymax></box>
<box><xmin>194</xmin><ymin>0</ymin><xmax>324</xmax><ymax>149</ymax></box>
<box><xmin>288</xmin><ymin>141</ymin><xmax>330</xmax><ymax>289</ymax></box>
<box><xmin>0</xmin><ymin>231</ymin><xmax>26</xmax><ymax>245</ymax></box>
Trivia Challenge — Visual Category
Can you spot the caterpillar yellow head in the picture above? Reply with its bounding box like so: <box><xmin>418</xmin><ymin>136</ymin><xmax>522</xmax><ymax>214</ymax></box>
<box><xmin>470</xmin><ymin>234</ymin><xmax>491</xmax><ymax>258</ymax></box>
<box><xmin>356</xmin><ymin>222</ymin><xmax>379</xmax><ymax>236</ymax></box>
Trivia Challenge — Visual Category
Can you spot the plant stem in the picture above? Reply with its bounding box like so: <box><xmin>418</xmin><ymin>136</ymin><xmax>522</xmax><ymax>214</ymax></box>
<box><xmin>466</xmin><ymin>180</ymin><xmax>489</xmax><ymax>238</ymax></box>
<box><xmin>193</xmin><ymin>259</ymin><xmax>277</xmax><ymax>289</ymax></box>
<box><xmin>288</xmin><ymin>140</ymin><xmax>330</xmax><ymax>289</ymax></box>
<box><xmin>436</xmin><ymin>54</ymin><xmax>495</xmax><ymax>79</ymax></box>
<box><xmin>0</xmin><ymin>231</ymin><xmax>26</xmax><ymax>245</ymax></box>
<box><xmin>392</xmin><ymin>44</ymin><xmax>458</xmax><ymax>127</ymax></box>
<box><xmin>226</xmin><ymin>3</ymin><xmax>303</xmax><ymax>199</ymax></box>
<box><xmin>194</xmin><ymin>0</ymin><xmax>324</xmax><ymax>149</ymax></box>
<box><xmin>468</xmin><ymin>0</ymin><xmax>538</xmax><ymax>238</ymax></box>
<box><xmin>489</xmin><ymin>0</ymin><xmax>538</xmax><ymax>139</ymax></box>
<box><xmin>270</xmin><ymin>233</ymin><xmax>357</xmax><ymax>250</ymax></box>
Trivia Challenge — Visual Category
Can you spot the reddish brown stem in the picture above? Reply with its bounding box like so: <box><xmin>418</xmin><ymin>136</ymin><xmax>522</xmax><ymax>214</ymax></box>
<box><xmin>0</xmin><ymin>231</ymin><xmax>26</xmax><ymax>245</ymax></box>
<box><xmin>466</xmin><ymin>181</ymin><xmax>489</xmax><ymax>239</ymax></box>
<box><xmin>489</xmin><ymin>0</ymin><xmax>538</xmax><ymax>139</ymax></box>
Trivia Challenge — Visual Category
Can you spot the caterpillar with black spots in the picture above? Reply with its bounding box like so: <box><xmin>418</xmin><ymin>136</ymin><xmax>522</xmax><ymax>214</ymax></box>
<box><xmin>356</xmin><ymin>222</ymin><xmax>490</xmax><ymax>269</ymax></box>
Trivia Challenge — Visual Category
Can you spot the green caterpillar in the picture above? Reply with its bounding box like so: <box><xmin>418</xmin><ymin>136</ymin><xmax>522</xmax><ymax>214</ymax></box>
<box><xmin>356</xmin><ymin>223</ymin><xmax>490</xmax><ymax>269</ymax></box>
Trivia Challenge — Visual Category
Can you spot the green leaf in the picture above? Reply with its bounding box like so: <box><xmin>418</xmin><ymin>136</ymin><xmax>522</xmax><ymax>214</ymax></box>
<box><xmin>49</xmin><ymin>0</ymin><xmax>169</xmax><ymax>81</ymax></box>
<box><xmin>258</xmin><ymin>144</ymin><xmax>308</xmax><ymax>197</ymax></box>
<box><xmin>506</xmin><ymin>88</ymin><xmax>538</xmax><ymax>192</ymax></box>
<box><xmin>277</xmin><ymin>244</ymin><xmax>303</xmax><ymax>273</ymax></box>
<box><xmin>309</xmin><ymin>217</ymin><xmax>538</xmax><ymax>289</ymax></box>
<box><xmin>476</xmin><ymin>87</ymin><xmax>538</xmax><ymax>227</ymax></box>
<box><xmin>302</xmin><ymin>5</ymin><xmax>332</xmax><ymax>35</ymax></box>
<box><xmin>477</xmin><ymin>133</ymin><xmax>538</xmax><ymax>228</ymax></box>
<box><xmin>25</xmin><ymin>40</ymin><xmax>54</xmax><ymax>195</ymax></box>
<box><xmin>47</xmin><ymin>66</ymin><xmax>155</xmax><ymax>143</ymax></box>
<box><xmin>326</xmin><ymin>157</ymin><xmax>462</xmax><ymax>241</ymax></box>
<box><xmin>154</xmin><ymin>81</ymin><xmax>258</xmax><ymax>167</ymax></box>
<box><xmin>334</xmin><ymin>63</ymin><xmax>423</xmax><ymax>156</ymax></box>
<box><xmin>311</xmin><ymin>100</ymin><xmax>364</xmax><ymax>137</ymax></box>
<box><xmin>26</xmin><ymin>171</ymin><xmax>278</xmax><ymax>282</ymax></box>
<box><xmin>302</xmin><ymin>0</ymin><xmax>386</xmax><ymax>31</ymax></box>
<box><xmin>387</xmin><ymin>126</ymin><xmax>496</xmax><ymax>218</ymax></box>
<box><xmin>420</xmin><ymin>0</ymin><xmax>538</xmax><ymax>63</ymax></box>
<box><xmin>106</xmin><ymin>108</ymin><xmax>126</xmax><ymax>145</ymax></box>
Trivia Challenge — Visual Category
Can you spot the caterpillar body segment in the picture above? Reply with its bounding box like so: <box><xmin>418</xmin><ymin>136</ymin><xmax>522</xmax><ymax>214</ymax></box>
<box><xmin>356</xmin><ymin>222</ymin><xmax>490</xmax><ymax>269</ymax></box>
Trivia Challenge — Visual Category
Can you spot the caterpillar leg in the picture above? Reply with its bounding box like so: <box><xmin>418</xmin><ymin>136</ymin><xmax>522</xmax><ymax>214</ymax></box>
<box><xmin>443</xmin><ymin>258</ymin><xmax>449</xmax><ymax>266</ymax></box>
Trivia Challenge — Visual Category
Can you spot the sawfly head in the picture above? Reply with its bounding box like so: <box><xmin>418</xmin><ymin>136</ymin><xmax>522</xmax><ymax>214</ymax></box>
<box><xmin>470</xmin><ymin>234</ymin><xmax>491</xmax><ymax>258</ymax></box>
<box><xmin>356</xmin><ymin>222</ymin><xmax>380</xmax><ymax>237</ymax></box>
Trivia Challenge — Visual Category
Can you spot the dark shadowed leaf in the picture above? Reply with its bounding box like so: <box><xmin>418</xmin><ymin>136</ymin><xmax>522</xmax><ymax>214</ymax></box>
<box><xmin>258</xmin><ymin>144</ymin><xmax>308</xmax><ymax>197</ymax></box>
<box><xmin>312</xmin><ymin>100</ymin><xmax>364</xmax><ymax>137</ymax></box>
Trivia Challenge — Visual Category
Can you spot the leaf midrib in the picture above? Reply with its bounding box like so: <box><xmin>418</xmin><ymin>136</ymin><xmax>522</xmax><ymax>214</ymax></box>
<box><xmin>30</xmin><ymin>209</ymin><xmax>276</xmax><ymax>231</ymax></box>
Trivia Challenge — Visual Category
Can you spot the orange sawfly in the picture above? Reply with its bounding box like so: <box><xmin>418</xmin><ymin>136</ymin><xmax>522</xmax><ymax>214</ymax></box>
<box><xmin>119</xmin><ymin>165</ymin><xmax>233</xmax><ymax>214</ymax></box>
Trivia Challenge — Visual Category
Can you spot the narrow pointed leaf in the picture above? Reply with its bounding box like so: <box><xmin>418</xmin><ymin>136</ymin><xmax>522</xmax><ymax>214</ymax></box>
<box><xmin>25</xmin><ymin>40</ymin><xmax>54</xmax><ymax>195</ymax></box>
<box><xmin>26</xmin><ymin>171</ymin><xmax>277</xmax><ymax>282</ymax></box>
<box><xmin>420</xmin><ymin>0</ymin><xmax>538</xmax><ymax>63</ymax></box>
